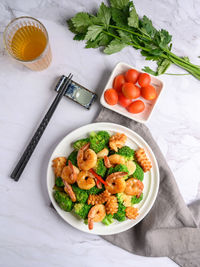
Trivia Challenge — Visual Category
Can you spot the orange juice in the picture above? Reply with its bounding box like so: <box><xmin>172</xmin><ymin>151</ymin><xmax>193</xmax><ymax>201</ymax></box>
<box><xmin>11</xmin><ymin>25</ymin><xmax>47</xmax><ymax>61</ymax></box>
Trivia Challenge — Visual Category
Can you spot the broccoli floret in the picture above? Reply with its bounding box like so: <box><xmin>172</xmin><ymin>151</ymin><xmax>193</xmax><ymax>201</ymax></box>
<box><xmin>94</xmin><ymin>158</ymin><xmax>107</xmax><ymax>177</ymax></box>
<box><xmin>67</xmin><ymin>150</ymin><xmax>78</xmax><ymax>166</ymax></box>
<box><xmin>116</xmin><ymin>192</ymin><xmax>132</xmax><ymax>206</ymax></box>
<box><xmin>116</xmin><ymin>192</ymin><xmax>124</xmax><ymax>204</ymax></box>
<box><xmin>131</xmin><ymin>193</ymin><xmax>143</xmax><ymax>204</ymax></box>
<box><xmin>55</xmin><ymin>177</ymin><xmax>64</xmax><ymax>187</ymax></box>
<box><xmin>87</xmin><ymin>185</ymin><xmax>104</xmax><ymax>195</ymax></box>
<box><xmin>89</xmin><ymin>131</ymin><xmax>110</xmax><ymax>153</ymax></box>
<box><xmin>117</xmin><ymin>146</ymin><xmax>135</xmax><ymax>161</ymax></box>
<box><xmin>73</xmin><ymin>138</ymin><xmax>89</xmax><ymax>150</ymax></box>
<box><xmin>72</xmin><ymin>184</ymin><xmax>88</xmax><ymax>203</ymax></box>
<box><xmin>113</xmin><ymin>202</ymin><xmax>126</xmax><ymax>222</ymax></box>
<box><xmin>107</xmin><ymin>164</ymin><xmax>129</xmax><ymax>178</ymax></box>
<box><xmin>132</xmin><ymin>162</ymin><xmax>144</xmax><ymax>181</ymax></box>
<box><xmin>74</xmin><ymin>203</ymin><xmax>91</xmax><ymax>219</ymax></box>
<box><xmin>102</xmin><ymin>214</ymin><xmax>114</xmax><ymax>226</ymax></box>
<box><xmin>113</xmin><ymin>193</ymin><xmax>127</xmax><ymax>221</ymax></box>
<box><xmin>54</xmin><ymin>191</ymin><xmax>74</xmax><ymax>212</ymax></box>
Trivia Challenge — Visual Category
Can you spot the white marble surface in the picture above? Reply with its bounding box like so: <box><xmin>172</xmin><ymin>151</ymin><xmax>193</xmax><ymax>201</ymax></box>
<box><xmin>0</xmin><ymin>0</ymin><xmax>200</xmax><ymax>266</ymax></box>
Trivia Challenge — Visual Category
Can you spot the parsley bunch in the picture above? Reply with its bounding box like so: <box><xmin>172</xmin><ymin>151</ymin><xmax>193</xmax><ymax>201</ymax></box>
<box><xmin>68</xmin><ymin>0</ymin><xmax>200</xmax><ymax>80</ymax></box>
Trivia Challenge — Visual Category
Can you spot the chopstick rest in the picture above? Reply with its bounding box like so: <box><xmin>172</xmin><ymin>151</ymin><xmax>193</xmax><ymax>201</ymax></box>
<box><xmin>55</xmin><ymin>75</ymin><xmax>97</xmax><ymax>109</ymax></box>
<box><xmin>10</xmin><ymin>73</ymin><xmax>73</xmax><ymax>181</ymax></box>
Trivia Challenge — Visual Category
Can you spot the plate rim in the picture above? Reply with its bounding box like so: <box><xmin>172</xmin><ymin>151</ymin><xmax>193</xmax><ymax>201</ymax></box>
<box><xmin>47</xmin><ymin>122</ymin><xmax>160</xmax><ymax>235</ymax></box>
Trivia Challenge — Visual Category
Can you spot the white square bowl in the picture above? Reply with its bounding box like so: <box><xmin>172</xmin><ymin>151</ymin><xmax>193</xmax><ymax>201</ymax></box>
<box><xmin>100</xmin><ymin>62</ymin><xmax>164</xmax><ymax>123</ymax></box>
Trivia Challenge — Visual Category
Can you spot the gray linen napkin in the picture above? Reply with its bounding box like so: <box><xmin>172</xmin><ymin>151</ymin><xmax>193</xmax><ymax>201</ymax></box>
<box><xmin>95</xmin><ymin>107</ymin><xmax>200</xmax><ymax>267</ymax></box>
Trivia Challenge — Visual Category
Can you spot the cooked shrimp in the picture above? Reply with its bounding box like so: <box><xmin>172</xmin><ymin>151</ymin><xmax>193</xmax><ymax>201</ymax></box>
<box><xmin>77</xmin><ymin>143</ymin><xmax>97</xmax><ymax>171</ymax></box>
<box><xmin>77</xmin><ymin>170</ymin><xmax>95</xmax><ymax>190</ymax></box>
<box><xmin>105</xmin><ymin>172</ymin><xmax>127</xmax><ymax>194</ymax></box>
<box><xmin>124</xmin><ymin>178</ymin><xmax>144</xmax><ymax>197</ymax></box>
<box><xmin>63</xmin><ymin>180</ymin><xmax>76</xmax><ymax>202</ymax></box>
<box><xmin>52</xmin><ymin>157</ymin><xmax>67</xmax><ymax>177</ymax></box>
<box><xmin>125</xmin><ymin>161</ymin><xmax>136</xmax><ymax>175</ymax></box>
<box><xmin>97</xmin><ymin>148</ymin><xmax>109</xmax><ymax>158</ymax></box>
<box><xmin>109</xmin><ymin>133</ymin><xmax>127</xmax><ymax>152</ymax></box>
<box><xmin>104</xmin><ymin>156</ymin><xmax>112</xmax><ymax>168</ymax></box>
<box><xmin>61</xmin><ymin>160</ymin><xmax>79</xmax><ymax>184</ymax></box>
<box><xmin>108</xmin><ymin>154</ymin><xmax>125</xmax><ymax>166</ymax></box>
<box><xmin>88</xmin><ymin>204</ymin><xmax>106</xmax><ymax>230</ymax></box>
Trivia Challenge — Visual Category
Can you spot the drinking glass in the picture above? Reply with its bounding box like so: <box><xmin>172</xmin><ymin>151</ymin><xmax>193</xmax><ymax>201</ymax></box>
<box><xmin>4</xmin><ymin>16</ymin><xmax>52</xmax><ymax>71</ymax></box>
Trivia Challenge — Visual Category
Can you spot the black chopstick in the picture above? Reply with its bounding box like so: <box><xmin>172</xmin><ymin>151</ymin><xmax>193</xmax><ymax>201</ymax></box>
<box><xmin>10</xmin><ymin>73</ymin><xmax>73</xmax><ymax>181</ymax></box>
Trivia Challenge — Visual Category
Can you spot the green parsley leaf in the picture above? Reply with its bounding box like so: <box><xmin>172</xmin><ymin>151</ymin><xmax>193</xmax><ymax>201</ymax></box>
<box><xmin>127</xmin><ymin>2</ymin><xmax>139</xmax><ymax>28</ymax></box>
<box><xmin>140</xmin><ymin>15</ymin><xmax>156</xmax><ymax>38</ymax></box>
<box><xmin>154</xmin><ymin>29</ymin><xmax>172</xmax><ymax>48</ymax></box>
<box><xmin>85</xmin><ymin>25</ymin><xmax>103</xmax><ymax>41</ymax></box>
<box><xmin>111</xmin><ymin>8</ymin><xmax>127</xmax><ymax>27</ymax></box>
<box><xmin>118</xmin><ymin>30</ymin><xmax>132</xmax><ymax>43</ymax></box>
<box><xmin>98</xmin><ymin>32</ymin><xmax>113</xmax><ymax>46</ymax></box>
<box><xmin>97</xmin><ymin>2</ymin><xmax>111</xmax><ymax>29</ymax></box>
<box><xmin>85</xmin><ymin>39</ymin><xmax>99</xmax><ymax>48</ymax></box>
<box><xmin>71</xmin><ymin>12</ymin><xmax>92</xmax><ymax>33</ymax></box>
<box><xmin>67</xmin><ymin>19</ymin><xmax>77</xmax><ymax>34</ymax></box>
<box><xmin>73</xmin><ymin>33</ymin><xmax>85</xmax><ymax>40</ymax></box>
<box><xmin>104</xmin><ymin>39</ymin><xmax>127</xmax><ymax>54</ymax></box>
<box><xmin>85</xmin><ymin>32</ymin><xmax>112</xmax><ymax>48</ymax></box>
<box><xmin>110</xmin><ymin>0</ymin><xmax>130</xmax><ymax>9</ymax></box>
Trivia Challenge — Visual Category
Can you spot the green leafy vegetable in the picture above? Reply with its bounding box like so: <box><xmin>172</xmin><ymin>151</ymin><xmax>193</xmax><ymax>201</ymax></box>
<box><xmin>67</xmin><ymin>0</ymin><xmax>200</xmax><ymax>80</ymax></box>
<box><xmin>127</xmin><ymin>2</ymin><xmax>139</xmax><ymax>28</ymax></box>
<box><xmin>110</xmin><ymin>0</ymin><xmax>130</xmax><ymax>9</ymax></box>
<box><xmin>97</xmin><ymin>2</ymin><xmax>111</xmax><ymax>29</ymax></box>
<box><xmin>104</xmin><ymin>39</ymin><xmax>127</xmax><ymax>54</ymax></box>
<box><xmin>85</xmin><ymin>25</ymin><xmax>103</xmax><ymax>41</ymax></box>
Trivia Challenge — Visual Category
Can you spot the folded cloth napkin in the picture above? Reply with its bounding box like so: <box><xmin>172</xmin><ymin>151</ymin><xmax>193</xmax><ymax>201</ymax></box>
<box><xmin>95</xmin><ymin>107</ymin><xmax>200</xmax><ymax>267</ymax></box>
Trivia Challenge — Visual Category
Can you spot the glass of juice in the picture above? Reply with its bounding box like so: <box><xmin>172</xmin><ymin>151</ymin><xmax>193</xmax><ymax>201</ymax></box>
<box><xmin>3</xmin><ymin>16</ymin><xmax>52</xmax><ymax>71</ymax></box>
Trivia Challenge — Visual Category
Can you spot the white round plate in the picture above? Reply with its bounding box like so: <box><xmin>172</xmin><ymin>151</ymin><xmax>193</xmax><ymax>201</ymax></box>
<box><xmin>47</xmin><ymin>122</ymin><xmax>159</xmax><ymax>235</ymax></box>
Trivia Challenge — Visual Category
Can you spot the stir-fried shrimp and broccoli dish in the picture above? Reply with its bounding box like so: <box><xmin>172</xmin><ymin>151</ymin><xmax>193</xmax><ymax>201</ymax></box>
<box><xmin>52</xmin><ymin>131</ymin><xmax>152</xmax><ymax>230</ymax></box>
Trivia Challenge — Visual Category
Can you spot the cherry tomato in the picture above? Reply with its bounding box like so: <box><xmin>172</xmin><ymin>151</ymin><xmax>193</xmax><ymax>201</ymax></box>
<box><xmin>141</xmin><ymin>85</ymin><xmax>157</xmax><ymax>100</ymax></box>
<box><xmin>118</xmin><ymin>93</ymin><xmax>132</xmax><ymax>108</ymax></box>
<box><xmin>104</xmin><ymin>89</ymin><xmax>118</xmax><ymax>105</ymax></box>
<box><xmin>122</xmin><ymin>82</ymin><xmax>141</xmax><ymax>99</ymax></box>
<box><xmin>125</xmin><ymin>69</ymin><xmax>140</xmax><ymax>84</ymax></box>
<box><xmin>113</xmin><ymin>74</ymin><xmax>126</xmax><ymax>92</ymax></box>
<box><xmin>127</xmin><ymin>100</ymin><xmax>145</xmax><ymax>114</ymax></box>
<box><xmin>138</xmin><ymin>73</ymin><xmax>151</xmax><ymax>87</ymax></box>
